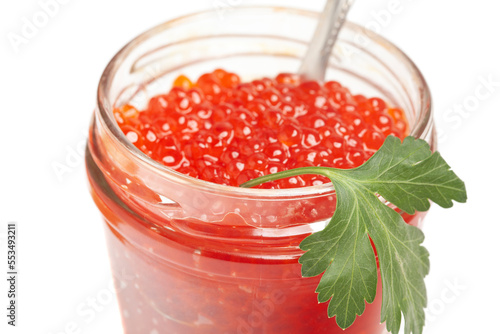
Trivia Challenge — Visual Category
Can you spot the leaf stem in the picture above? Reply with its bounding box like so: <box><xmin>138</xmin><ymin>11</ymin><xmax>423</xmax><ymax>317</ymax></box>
<box><xmin>239</xmin><ymin>166</ymin><xmax>338</xmax><ymax>188</ymax></box>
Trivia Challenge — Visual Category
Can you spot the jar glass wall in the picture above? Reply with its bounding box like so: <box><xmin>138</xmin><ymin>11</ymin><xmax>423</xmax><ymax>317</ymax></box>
<box><xmin>86</xmin><ymin>7</ymin><xmax>434</xmax><ymax>334</ymax></box>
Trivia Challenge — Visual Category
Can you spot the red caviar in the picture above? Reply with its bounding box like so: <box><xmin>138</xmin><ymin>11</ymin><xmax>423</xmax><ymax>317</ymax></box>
<box><xmin>114</xmin><ymin>69</ymin><xmax>408</xmax><ymax>188</ymax></box>
<box><xmin>90</xmin><ymin>69</ymin><xmax>423</xmax><ymax>334</ymax></box>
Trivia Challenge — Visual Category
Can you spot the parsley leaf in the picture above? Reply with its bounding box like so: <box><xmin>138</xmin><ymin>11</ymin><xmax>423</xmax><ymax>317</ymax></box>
<box><xmin>240</xmin><ymin>136</ymin><xmax>467</xmax><ymax>334</ymax></box>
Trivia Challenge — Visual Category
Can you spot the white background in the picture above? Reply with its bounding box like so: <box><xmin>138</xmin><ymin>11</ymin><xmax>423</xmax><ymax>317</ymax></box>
<box><xmin>1</xmin><ymin>0</ymin><xmax>499</xmax><ymax>333</ymax></box>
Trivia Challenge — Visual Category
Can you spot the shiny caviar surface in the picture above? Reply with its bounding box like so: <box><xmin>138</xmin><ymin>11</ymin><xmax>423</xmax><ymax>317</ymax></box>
<box><xmin>114</xmin><ymin>69</ymin><xmax>408</xmax><ymax>188</ymax></box>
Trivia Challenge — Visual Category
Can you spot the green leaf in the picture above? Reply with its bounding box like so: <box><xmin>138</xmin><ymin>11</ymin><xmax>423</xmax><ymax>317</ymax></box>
<box><xmin>240</xmin><ymin>136</ymin><xmax>467</xmax><ymax>334</ymax></box>
<box><xmin>348</xmin><ymin>136</ymin><xmax>467</xmax><ymax>214</ymax></box>
<box><xmin>299</xmin><ymin>181</ymin><xmax>378</xmax><ymax>329</ymax></box>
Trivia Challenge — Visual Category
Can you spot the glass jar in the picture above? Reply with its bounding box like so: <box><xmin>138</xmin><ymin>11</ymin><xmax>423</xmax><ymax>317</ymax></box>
<box><xmin>86</xmin><ymin>6</ymin><xmax>434</xmax><ymax>334</ymax></box>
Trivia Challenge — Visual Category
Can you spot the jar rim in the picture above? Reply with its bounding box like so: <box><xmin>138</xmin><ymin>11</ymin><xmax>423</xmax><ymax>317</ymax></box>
<box><xmin>96</xmin><ymin>6</ymin><xmax>432</xmax><ymax>199</ymax></box>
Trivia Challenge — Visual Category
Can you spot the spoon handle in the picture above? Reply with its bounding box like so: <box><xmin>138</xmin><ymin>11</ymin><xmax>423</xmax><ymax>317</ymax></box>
<box><xmin>298</xmin><ymin>0</ymin><xmax>354</xmax><ymax>82</ymax></box>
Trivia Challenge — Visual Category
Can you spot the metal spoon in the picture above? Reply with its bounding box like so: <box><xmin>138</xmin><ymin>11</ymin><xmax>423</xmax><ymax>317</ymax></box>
<box><xmin>298</xmin><ymin>0</ymin><xmax>354</xmax><ymax>82</ymax></box>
